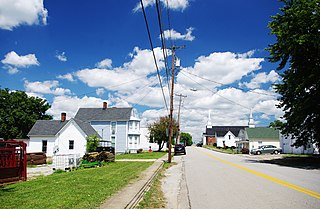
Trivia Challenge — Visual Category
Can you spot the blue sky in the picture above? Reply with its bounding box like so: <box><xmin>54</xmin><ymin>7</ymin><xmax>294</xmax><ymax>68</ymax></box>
<box><xmin>0</xmin><ymin>0</ymin><xmax>284</xmax><ymax>141</ymax></box>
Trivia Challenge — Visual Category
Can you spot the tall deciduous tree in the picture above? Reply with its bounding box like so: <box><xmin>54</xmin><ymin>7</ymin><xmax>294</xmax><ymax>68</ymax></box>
<box><xmin>0</xmin><ymin>88</ymin><xmax>52</xmax><ymax>139</ymax></box>
<box><xmin>148</xmin><ymin>116</ymin><xmax>178</xmax><ymax>151</ymax></box>
<box><xmin>180</xmin><ymin>132</ymin><xmax>193</xmax><ymax>146</ymax></box>
<box><xmin>268</xmin><ymin>0</ymin><xmax>320</xmax><ymax>147</ymax></box>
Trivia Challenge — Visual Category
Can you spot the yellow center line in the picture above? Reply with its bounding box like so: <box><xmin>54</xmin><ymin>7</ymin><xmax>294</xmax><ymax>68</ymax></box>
<box><xmin>195</xmin><ymin>148</ymin><xmax>320</xmax><ymax>199</ymax></box>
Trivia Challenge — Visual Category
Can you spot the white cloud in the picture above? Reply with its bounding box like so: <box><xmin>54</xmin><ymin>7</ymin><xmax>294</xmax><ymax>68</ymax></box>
<box><xmin>75</xmin><ymin>47</ymin><xmax>165</xmax><ymax>94</ymax></box>
<box><xmin>3</xmin><ymin>66</ymin><xmax>19</xmax><ymax>74</ymax></box>
<box><xmin>1</xmin><ymin>51</ymin><xmax>39</xmax><ymax>67</ymax></box>
<box><xmin>56</xmin><ymin>52</ymin><xmax>67</xmax><ymax>62</ymax></box>
<box><xmin>240</xmin><ymin>70</ymin><xmax>280</xmax><ymax>89</ymax></box>
<box><xmin>24</xmin><ymin>80</ymin><xmax>72</xmax><ymax>95</ymax></box>
<box><xmin>96</xmin><ymin>58</ymin><xmax>112</xmax><ymax>69</ymax></box>
<box><xmin>177</xmin><ymin>51</ymin><xmax>264</xmax><ymax>89</ymax></box>
<box><xmin>0</xmin><ymin>0</ymin><xmax>48</xmax><ymax>30</ymax></box>
<box><xmin>162</xmin><ymin>27</ymin><xmax>195</xmax><ymax>41</ymax></box>
<box><xmin>96</xmin><ymin>88</ymin><xmax>105</xmax><ymax>96</ymax></box>
<box><xmin>133</xmin><ymin>0</ymin><xmax>189</xmax><ymax>12</ymax></box>
<box><xmin>47</xmin><ymin>95</ymin><xmax>106</xmax><ymax>119</ymax></box>
<box><xmin>57</xmin><ymin>73</ymin><xmax>75</xmax><ymax>82</ymax></box>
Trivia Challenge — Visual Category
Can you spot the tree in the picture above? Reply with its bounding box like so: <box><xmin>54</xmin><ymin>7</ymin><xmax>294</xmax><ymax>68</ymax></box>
<box><xmin>180</xmin><ymin>132</ymin><xmax>193</xmax><ymax>146</ymax></box>
<box><xmin>148</xmin><ymin>116</ymin><xmax>178</xmax><ymax>151</ymax></box>
<box><xmin>0</xmin><ymin>88</ymin><xmax>52</xmax><ymax>139</ymax></box>
<box><xmin>269</xmin><ymin>120</ymin><xmax>284</xmax><ymax>129</ymax></box>
<box><xmin>267</xmin><ymin>0</ymin><xmax>320</xmax><ymax>148</ymax></box>
<box><xmin>86</xmin><ymin>134</ymin><xmax>100</xmax><ymax>153</ymax></box>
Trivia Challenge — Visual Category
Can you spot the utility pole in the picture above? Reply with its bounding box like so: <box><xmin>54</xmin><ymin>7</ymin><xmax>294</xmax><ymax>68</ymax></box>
<box><xmin>175</xmin><ymin>93</ymin><xmax>187</xmax><ymax>145</ymax></box>
<box><xmin>168</xmin><ymin>45</ymin><xmax>185</xmax><ymax>163</ymax></box>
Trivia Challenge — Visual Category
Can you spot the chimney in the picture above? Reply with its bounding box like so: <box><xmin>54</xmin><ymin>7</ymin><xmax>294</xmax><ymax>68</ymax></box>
<box><xmin>103</xmin><ymin>102</ymin><xmax>108</xmax><ymax>109</ymax></box>
<box><xmin>61</xmin><ymin>112</ymin><xmax>66</xmax><ymax>122</ymax></box>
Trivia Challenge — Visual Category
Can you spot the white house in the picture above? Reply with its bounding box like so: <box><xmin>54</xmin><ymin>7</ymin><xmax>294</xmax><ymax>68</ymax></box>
<box><xmin>28</xmin><ymin>102</ymin><xmax>142</xmax><ymax>157</ymax></box>
<box><xmin>280</xmin><ymin>134</ymin><xmax>318</xmax><ymax>154</ymax></box>
<box><xmin>28</xmin><ymin>113</ymin><xmax>97</xmax><ymax>157</ymax></box>
<box><xmin>74</xmin><ymin>102</ymin><xmax>141</xmax><ymax>153</ymax></box>
<box><xmin>139</xmin><ymin>127</ymin><xmax>158</xmax><ymax>151</ymax></box>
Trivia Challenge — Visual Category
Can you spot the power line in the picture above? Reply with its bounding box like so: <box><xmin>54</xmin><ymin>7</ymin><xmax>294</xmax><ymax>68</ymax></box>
<box><xmin>182</xmin><ymin>70</ymin><xmax>277</xmax><ymax>97</ymax></box>
<box><xmin>180</xmin><ymin>70</ymin><xmax>251</xmax><ymax>110</ymax></box>
<box><xmin>140</xmin><ymin>0</ymin><xmax>169</xmax><ymax>112</ymax></box>
<box><xmin>156</xmin><ymin>0</ymin><xmax>171</xmax><ymax>96</ymax></box>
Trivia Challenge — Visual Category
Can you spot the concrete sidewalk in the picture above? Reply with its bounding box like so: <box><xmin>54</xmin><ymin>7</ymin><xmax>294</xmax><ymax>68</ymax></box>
<box><xmin>100</xmin><ymin>155</ymin><xmax>167</xmax><ymax>209</ymax></box>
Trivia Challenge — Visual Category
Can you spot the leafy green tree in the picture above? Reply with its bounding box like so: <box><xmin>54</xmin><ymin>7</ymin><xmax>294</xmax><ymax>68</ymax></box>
<box><xmin>148</xmin><ymin>116</ymin><xmax>178</xmax><ymax>151</ymax></box>
<box><xmin>269</xmin><ymin>120</ymin><xmax>284</xmax><ymax>129</ymax></box>
<box><xmin>267</xmin><ymin>0</ymin><xmax>320</xmax><ymax>148</ymax></box>
<box><xmin>0</xmin><ymin>88</ymin><xmax>52</xmax><ymax>139</ymax></box>
<box><xmin>86</xmin><ymin>134</ymin><xmax>100</xmax><ymax>153</ymax></box>
<box><xmin>180</xmin><ymin>132</ymin><xmax>193</xmax><ymax>146</ymax></box>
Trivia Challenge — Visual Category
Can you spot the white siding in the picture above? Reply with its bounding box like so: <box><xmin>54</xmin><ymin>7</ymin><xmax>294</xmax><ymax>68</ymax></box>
<box><xmin>139</xmin><ymin>127</ymin><xmax>158</xmax><ymax>151</ymax></box>
<box><xmin>280</xmin><ymin>135</ymin><xmax>314</xmax><ymax>154</ymax></box>
<box><xmin>28</xmin><ymin>136</ymin><xmax>56</xmax><ymax>157</ymax></box>
<box><xmin>55</xmin><ymin>121</ymin><xmax>87</xmax><ymax>157</ymax></box>
<box><xmin>28</xmin><ymin>120</ymin><xmax>87</xmax><ymax>157</ymax></box>
<box><xmin>116</xmin><ymin>121</ymin><xmax>127</xmax><ymax>153</ymax></box>
<box><xmin>216</xmin><ymin>131</ymin><xmax>239</xmax><ymax>148</ymax></box>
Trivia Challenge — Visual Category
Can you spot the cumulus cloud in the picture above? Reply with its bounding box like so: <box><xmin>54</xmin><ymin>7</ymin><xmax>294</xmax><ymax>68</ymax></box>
<box><xmin>133</xmin><ymin>0</ymin><xmax>189</xmax><ymax>12</ymax></box>
<box><xmin>24</xmin><ymin>80</ymin><xmax>72</xmax><ymax>96</ymax></box>
<box><xmin>96</xmin><ymin>88</ymin><xmax>105</xmax><ymax>96</ymax></box>
<box><xmin>47</xmin><ymin>95</ymin><xmax>106</xmax><ymax>119</ymax></box>
<box><xmin>57</xmin><ymin>73</ymin><xmax>75</xmax><ymax>82</ymax></box>
<box><xmin>96</xmin><ymin>58</ymin><xmax>112</xmax><ymax>69</ymax></box>
<box><xmin>75</xmin><ymin>47</ymin><xmax>165</xmax><ymax>95</ymax></box>
<box><xmin>162</xmin><ymin>27</ymin><xmax>195</xmax><ymax>41</ymax></box>
<box><xmin>0</xmin><ymin>0</ymin><xmax>48</xmax><ymax>30</ymax></box>
<box><xmin>177</xmin><ymin>51</ymin><xmax>264</xmax><ymax>90</ymax></box>
<box><xmin>56</xmin><ymin>52</ymin><xmax>67</xmax><ymax>62</ymax></box>
<box><xmin>239</xmin><ymin>70</ymin><xmax>280</xmax><ymax>89</ymax></box>
<box><xmin>1</xmin><ymin>51</ymin><xmax>39</xmax><ymax>67</ymax></box>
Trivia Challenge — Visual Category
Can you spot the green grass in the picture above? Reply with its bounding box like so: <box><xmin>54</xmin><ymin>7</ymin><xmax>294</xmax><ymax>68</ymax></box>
<box><xmin>116</xmin><ymin>151</ymin><xmax>167</xmax><ymax>159</ymax></box>
<box><xmin>137</xmin><ymin>162</ymin><xmax>174</xmax><ymax>209</ymax></box>
<box><xmin>0</xmin><ymin>162</ymin><xmax>152</xmax><ymax>209</ymax></box>
<box><xmin>283</xmin><ymin>154</ymin><xmax>313</xmax><ymax>157</ymax></box>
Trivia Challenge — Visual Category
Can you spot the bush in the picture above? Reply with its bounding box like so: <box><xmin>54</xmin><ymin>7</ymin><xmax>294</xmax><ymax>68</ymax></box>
<box><xmin>137</xmin><ymin>148</ymin><xmax>143</xmax><ymax>154</ymax></box>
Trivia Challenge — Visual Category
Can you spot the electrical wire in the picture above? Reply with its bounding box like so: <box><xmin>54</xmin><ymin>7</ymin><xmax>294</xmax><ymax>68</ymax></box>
<box><xmin>140</xmin><ymin>0</ymin><xmax>169</xmax><ymax>112</ymax></box>
<box><xmin>182</xmin><ymin>70</ymin><xmax>277</xmax><ymax>97</ymax></box>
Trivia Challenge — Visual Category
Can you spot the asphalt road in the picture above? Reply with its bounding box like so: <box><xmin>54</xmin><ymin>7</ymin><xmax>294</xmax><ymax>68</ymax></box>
<box><xmin>181</xmin><ymin>147</ymin><xmax>320</xmax><ymax>209</ymax></box>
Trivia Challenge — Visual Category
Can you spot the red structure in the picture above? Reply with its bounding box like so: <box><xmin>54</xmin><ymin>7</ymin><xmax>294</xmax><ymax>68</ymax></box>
<box><xmin>0</xmin><ymin>140</ymin><xmax>27</xmax><ymax>184</ymax></box>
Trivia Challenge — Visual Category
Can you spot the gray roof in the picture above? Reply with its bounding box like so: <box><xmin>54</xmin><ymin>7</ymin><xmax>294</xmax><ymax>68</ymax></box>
<box><xmin>74</xmin><ymin>107</ymin><xmax>133</xmax><ymax>121</ymax></box>
<box><xmin>28</xmin><ymin>119</ymin><xmax>99</xmax><ymax>137</ymax></box>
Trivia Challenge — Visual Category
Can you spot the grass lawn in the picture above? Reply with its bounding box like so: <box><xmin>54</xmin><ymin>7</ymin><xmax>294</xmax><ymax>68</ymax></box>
<box><xmin>0</xmin><ymin>162</ymin><xmax>152</xmax><ymax>209</ymax></box>
<box><xmin>116</xmin><ymin>151</ymin><xmax>167</xmax><ymax>160</ymax></box>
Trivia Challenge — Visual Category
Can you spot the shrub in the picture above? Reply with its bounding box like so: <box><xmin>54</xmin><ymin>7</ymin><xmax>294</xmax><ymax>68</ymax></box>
<box><xmin>86</xmin><ymin>134</ymin><xmax>100</xmax><ymax>153</ymax></box>
<box><xmin>137</xmin><ymin>148</ymin><xmax>143</xmax><ymax>154</ymax></box>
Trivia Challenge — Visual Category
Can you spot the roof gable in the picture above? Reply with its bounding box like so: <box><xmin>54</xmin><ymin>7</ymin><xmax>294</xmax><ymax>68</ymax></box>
<box><xmin>74</xmin><ymin>107</ymin><xmax>133</xmax><ymax>122</ymax></box>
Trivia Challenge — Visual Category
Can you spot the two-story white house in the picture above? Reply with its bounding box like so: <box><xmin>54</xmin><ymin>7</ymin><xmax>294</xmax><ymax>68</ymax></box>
<box><xmin>28</xmin><ymin>102</ymin><xmax>141</xmax><ymax>157</ymax></box>
<box><xmin>74</xmin><ymin>102</ymin><xmax>141</xmax><ymax>153</ymax></box>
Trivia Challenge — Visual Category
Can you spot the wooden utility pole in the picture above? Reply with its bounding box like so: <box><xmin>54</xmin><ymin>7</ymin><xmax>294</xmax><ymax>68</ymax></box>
<box><xmin>168</xmin><ymin>45</ymin><xmax>185</xmax><ymax>163</ymax></box>
<box><xmin>175</xmin><ymin>93</ymin><xmax>187</xmax><ymax>145</ymax></box>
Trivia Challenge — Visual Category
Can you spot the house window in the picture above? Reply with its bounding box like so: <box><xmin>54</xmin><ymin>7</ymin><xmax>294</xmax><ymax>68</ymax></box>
<box><xmin>69</xmin><ymin>140</ymin><xmax>74</xmax><ymax>150</ymax></box>
<box><xmin>258</xmin><ymin>140</ymin><xmax>262</xmax><ymax>145</ymax></box>
<box><xmin>129</xmin><ymin>121</ymin><xmax>133</xmax><ymax>130</ymax></box>
<box><xmin>228</xmin><ymin>135</ymin><xmax>231</xmax><ymax>140</ymax></box>
<box><xmin>42</xmin><ymin>140</ymin><xmax>47</xmax><ymax>153</ymax></box>
<box><xmin>111</xmin><ymin>122</ymin><xmax>116</xmax><ymax>135</ymax></box>
<box><xmin>129</xmin><ymin>136</ymin><xmax>132</xmax><ymax>144</ymax></box>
